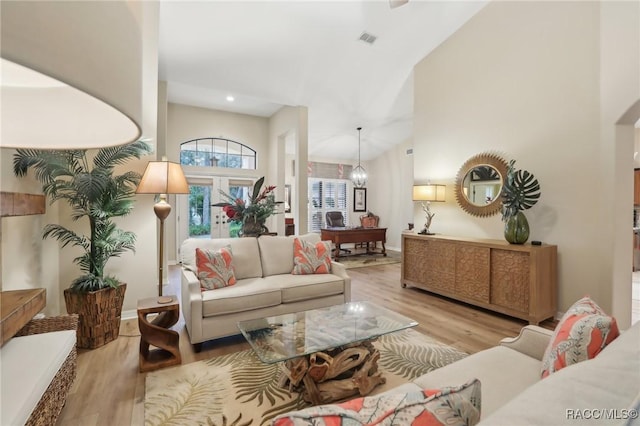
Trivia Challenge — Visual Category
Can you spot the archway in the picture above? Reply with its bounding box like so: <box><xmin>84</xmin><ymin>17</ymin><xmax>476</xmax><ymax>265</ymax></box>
<box><xmin>613</xmin><ymin>99</ymin><xmax>640</xmax><ymax>328</ymax></box>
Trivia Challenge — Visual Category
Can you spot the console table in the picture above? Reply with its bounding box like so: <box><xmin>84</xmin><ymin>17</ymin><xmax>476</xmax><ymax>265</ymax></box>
<box><xmin>321</xmin><ymin>227</ymin><xmax>387</xmax><ymax>260</ymax></box>
<box><xmin>401</xmin><ymin>233</ymin><xmax>557</xmax><ymax>325</ymax></box>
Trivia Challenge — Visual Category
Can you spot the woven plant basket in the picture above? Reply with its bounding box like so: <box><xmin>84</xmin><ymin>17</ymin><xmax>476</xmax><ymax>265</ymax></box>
<box><xmin>64</xmin><ymin>283</ymin><xmax>126</xmax><ymax>349</ymax></box>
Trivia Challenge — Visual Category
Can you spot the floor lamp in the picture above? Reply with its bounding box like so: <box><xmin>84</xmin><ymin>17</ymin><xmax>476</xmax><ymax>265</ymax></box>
<box><xmin>136</xmin><ymin>160</ymin><xmax>189</xmax><ymax>303</ymax></box>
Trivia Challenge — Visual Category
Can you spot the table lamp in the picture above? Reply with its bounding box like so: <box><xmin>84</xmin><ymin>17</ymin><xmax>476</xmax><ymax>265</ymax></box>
<box><xmin>136</xmin><ymin>160</ymin><xmax>189</xmax><ymax>303</ymax></box>
<box><xmin>412</xmin><ymin>184</ymin><xmax>446</xmax><ymax>235</ymax></box>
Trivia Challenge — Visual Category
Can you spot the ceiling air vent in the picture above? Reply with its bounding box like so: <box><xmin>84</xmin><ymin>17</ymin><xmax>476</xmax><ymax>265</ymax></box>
<box><xmin>359</xmin><ymin>32</ymin><xmax>377</xmax><ymax>45</ymax></box>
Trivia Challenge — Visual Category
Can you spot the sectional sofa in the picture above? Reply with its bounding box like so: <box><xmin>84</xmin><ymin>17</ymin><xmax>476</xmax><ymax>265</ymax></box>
<box><xmin>180</xmin><ymin>233</ymin><xmax>351</xmax><ymax>350</ymax></box>
<box><xmin>276</xmin><ymin>320</ymin><xmax>639</xmax><ymax>424</ymax></box>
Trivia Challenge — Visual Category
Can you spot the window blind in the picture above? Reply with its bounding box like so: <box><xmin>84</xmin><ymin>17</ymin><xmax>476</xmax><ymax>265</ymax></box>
<box><xmin>308</xmin><ymin>178</ymin><xmax>349</xmax><ymax>232</ymax></box>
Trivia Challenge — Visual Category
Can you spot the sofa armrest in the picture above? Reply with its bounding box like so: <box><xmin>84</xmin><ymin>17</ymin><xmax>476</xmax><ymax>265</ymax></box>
<box><xmin>330</xmin><ymin>261</ymin><xmax>351</xmax><ymax>302</ymax></box>
<box><xmin>181</xmin><ymin>268</ymin><xmax>204</xmax><ymax>344</ymax></box>
<box><xmin>15</xmin><ymin>314</ymin><xmax>78</xmax><ymax>337</ymax></box>
<box><xmin>499</xmin><ymin>325</ymin><xmax>553</xmax><ymax>361</ymax></box>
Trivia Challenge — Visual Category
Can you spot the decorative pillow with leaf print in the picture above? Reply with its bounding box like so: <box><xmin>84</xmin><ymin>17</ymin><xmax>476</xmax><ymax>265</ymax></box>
<box><xmin>291</xmin><ymin>238</ymin><xmax>332</xmax><ymax>275</ymax></box>
<box><xmin>272</xmin><ymin>378</ymin><xmax>481</xmax><ymax>426</ymax></box>
<box><xmin>196</xmin><ymin>246</ymin><xmax>236</xmax><ymax>291</ymax></box>
<box><xmin>540</xmin><ymin>296</ymin><xmax>620</xmax><ymax>378</ymax></box>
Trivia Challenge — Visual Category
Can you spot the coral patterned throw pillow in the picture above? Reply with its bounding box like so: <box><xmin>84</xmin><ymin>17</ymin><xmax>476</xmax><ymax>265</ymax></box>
<box><xmin>291</xmin><ymin>238</ymin><xmax>332</xmax><ymax>275</ymax></box>
<box><xmin>540</xmin><ymin>296</ymin><xmax>619</xmax><ymax>378</ymax></box>
<box><xmin>196</xmin><ymin>246</ymin><xmax>236</xmax><ymax>291</ymax></box>
<box><xmin>272</xmin><ymin>378</ymin><xmax>481</xmax><ymax>426</ymax></box>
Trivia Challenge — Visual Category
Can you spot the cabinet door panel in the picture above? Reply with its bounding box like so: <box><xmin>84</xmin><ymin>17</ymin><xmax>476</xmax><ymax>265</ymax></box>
<box><xmin>425</xmin><ymin>240</ymin><xmax>456</xmax><ymax>292</ymax></box>
<box><xmin>455</xmin><ymin>246</ymin><xmax>490</xmax><ymax>303</ymax></box>
<box><xmin>403</xmin><ymin>238</ymin><xmax>428</xmax><ymax>283</ymax></box>
<box><xmin>490</xmin><ymin>249</ymin><xmax>530</xmax><ymax>313</ymax></box>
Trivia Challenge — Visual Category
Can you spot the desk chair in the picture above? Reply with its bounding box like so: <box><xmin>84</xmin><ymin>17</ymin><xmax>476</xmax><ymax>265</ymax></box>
<box><xmin>358</xmin><ymin>214</ymin><xmax>380</xmax><ymax>249</ymax></box>
<box><xmin>325</xmin><ymin>211</ymin><xmax>351</xmax><ymax>254</ymax></box>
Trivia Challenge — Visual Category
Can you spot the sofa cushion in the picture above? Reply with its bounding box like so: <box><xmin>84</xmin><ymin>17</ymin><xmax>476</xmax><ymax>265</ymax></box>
<box><xmin>258</xmin><ymin>233</ymin><xmax>321</xmax><ymax>276</ymax></box>
<box><xmin>291</xmin><ymin>238</ymin><xmax>332</xmax><ymax>275</ymax></box>
<box><xmin>263</xmin><ymin>274</ymin><xmax>345</xmax><ymax>303</ymax></box>
<box><xmin>540</xmin><ymin>296</ymin><xmax>620</xmax><ymax>378</ymax></box>
<box><xmin>181</xmin><ymin>237</ymin><xmax>262</xmax><ymax>279</ymax></box>
<box><xmin>272</xmin><ymin>379</ymin><xmax>481</xmax><ymax>426</ymax></box>
<box><xmin>413</xmin><ymin>345</ymin><xmax>541</xmax><ymax>419</ymax></box>
<box><xmin>480</xmin><ymin>321</ymin><xmax>640</xmax><ymax>425</ymax></box>
<box><xmin>196</xmin><ymin>247</ymin><xmax>236</xmax><ymax>290</ymax></box>
<box><xmin>1</xmin><ymin>330</ymin><xmax>76</xmax><ymax>426</ymax></box>
<box><xmin>201</xmin><ymin>278</ymin><xmax>281</xmax><ymax>317</ymax></box>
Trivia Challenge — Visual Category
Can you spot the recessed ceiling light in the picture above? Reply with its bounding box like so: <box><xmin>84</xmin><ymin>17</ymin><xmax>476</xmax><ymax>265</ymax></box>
<box><xmin>226</xmin><ymin>95</ymin><xmax>235</xmax><ymax>102</ymax></box>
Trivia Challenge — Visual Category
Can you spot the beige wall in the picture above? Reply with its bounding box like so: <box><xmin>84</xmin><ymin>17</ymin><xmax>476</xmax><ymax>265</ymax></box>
<box><xmin>166</xmin><ymin>103</ymin><xmax>270</xmax><ymax>176</ymax></box>
<box><xmin>412</xmin><ymin>1</ymin><xmax>639</xmax><ymax>326</ymax></box>
<box><xmin>0</xmin><ymin>149</ymin><xmax>61</xmax><ymax>315</ymax></box>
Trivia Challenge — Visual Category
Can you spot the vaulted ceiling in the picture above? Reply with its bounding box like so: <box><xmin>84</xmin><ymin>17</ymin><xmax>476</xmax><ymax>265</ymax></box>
<box><xmin>159</xmin><ymin>1</ymin><xmax>486</xmax><ymax>161</ymax></box>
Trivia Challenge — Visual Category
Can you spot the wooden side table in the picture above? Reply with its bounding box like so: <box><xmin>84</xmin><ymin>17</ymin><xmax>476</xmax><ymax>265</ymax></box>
<box><xmin>137</xmin><ymin>296</ymin><xmax>181</xmax><ymax>372</ymax></box>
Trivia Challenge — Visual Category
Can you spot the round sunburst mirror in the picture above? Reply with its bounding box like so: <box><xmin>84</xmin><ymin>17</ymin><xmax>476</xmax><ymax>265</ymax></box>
<box><xmin>455</xmin><ymin>152</ymin><xmax>508</xmax><ymax>217</ymax></box>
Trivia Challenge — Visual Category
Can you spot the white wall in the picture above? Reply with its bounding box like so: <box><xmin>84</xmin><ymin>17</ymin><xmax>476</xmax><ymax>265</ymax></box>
<box><xmin>116</xmin><ymin>0</ymin><xmax>161</xmax><ymax>311</ymax></box>
<box><xmin>411</xmin><ymin>0</ymin><xmax>639</xmax><ymax>325</ymax></box>
<box><xmin>366</xmin><ymin>140</ymin><xmax>414</xmax><ymax>251</ymax></box>
<box><xmin>268</xmin><ymin>106</ymin><xmax>309</xmax><ymax>235</ymax></box>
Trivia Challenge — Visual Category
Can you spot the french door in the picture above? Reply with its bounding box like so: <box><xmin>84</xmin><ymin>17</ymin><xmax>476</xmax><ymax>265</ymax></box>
<box><xmin>177</xmin><ymin>176</ymin><xmax>255</xmax><ymax>245</ymax></box>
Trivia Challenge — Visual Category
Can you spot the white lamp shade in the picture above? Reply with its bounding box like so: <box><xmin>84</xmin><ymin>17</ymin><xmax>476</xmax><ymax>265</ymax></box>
<box><xmin>413</xmin><ymin>184</ymin><xmax>446</xmax><ymax>202</ymax></box>
<box><xmin>136</xmin><ymin>162</ymin><xmax>190</xmax><ymax>195</ymax></box>
<box><xmin>0</xmin><ymin>1</ymin><xmax>142</xmax><ymax>149</ymax></box>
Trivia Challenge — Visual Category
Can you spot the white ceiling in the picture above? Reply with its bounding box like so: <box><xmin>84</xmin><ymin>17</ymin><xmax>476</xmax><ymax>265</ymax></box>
<box><xmin>159</xmin><ymin>0</ymin><xmax>487</xmax><ymax>161</ymax></box>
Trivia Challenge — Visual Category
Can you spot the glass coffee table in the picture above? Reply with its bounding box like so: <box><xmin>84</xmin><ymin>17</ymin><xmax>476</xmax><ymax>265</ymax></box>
<box><xmin>237</xmin><ymin>301</ymin><xmax>418</xmax><ymax>405</ymax></box>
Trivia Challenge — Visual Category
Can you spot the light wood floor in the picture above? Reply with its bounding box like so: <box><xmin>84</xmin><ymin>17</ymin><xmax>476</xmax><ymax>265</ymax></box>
<box><xmin>57</xmin><ymin>262</ymin><xmax>554</xmax><ymax>425</ymax></box>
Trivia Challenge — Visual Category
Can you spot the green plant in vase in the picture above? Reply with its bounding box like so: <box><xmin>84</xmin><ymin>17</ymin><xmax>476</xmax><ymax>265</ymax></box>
<box><xmin>13</xmin><ymin>140</ymin><xmax>152</xmax><ymax>348</ymax></box>
<box><xmin>212</xmin><ymin>177</ymin><xmax>281</xmax><ymax>237</ymax></box>
<box><xmin>501</xmin><ymin>160</ymin><xmax>541</xmax><ymax>244</ymax></box>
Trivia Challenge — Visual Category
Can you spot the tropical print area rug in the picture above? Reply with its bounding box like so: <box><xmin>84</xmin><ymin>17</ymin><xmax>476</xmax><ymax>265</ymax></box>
<box><xmin>337</xmin><ymin>249</ymin><xmax>401</xmax><ymax>269</ymax></box>
<box><xmin>145</xmin><ymin>328</ymin><xmax>467</xmax><ymax>426</ymax></box>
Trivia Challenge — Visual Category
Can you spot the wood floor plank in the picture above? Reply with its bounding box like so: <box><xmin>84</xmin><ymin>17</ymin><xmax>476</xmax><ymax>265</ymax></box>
<box><xmin>57</xmin><ymin>262</ymin><xmax>551</xmax><ymax>425</ymax></box>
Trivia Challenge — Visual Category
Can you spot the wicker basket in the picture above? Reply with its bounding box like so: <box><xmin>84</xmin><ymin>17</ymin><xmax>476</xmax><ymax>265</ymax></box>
<box><xmin>15</xmin><ymin>315</ymin><xmax>78</xmax><ymax>426</ymax></box>
<box><xmin>64</xmin><ymin>283</ymin><xmax>126</xmax><ymax>349</ymax></box>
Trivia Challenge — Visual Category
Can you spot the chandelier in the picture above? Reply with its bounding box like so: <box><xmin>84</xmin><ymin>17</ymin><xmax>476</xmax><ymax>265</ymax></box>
<box><xmin>351</xmin><ymin>127</ymin><xmax>367</xmax><ymax>188</ymax></box>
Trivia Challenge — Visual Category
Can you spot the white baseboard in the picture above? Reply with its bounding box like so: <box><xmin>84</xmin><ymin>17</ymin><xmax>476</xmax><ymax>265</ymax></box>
<box><xmin>122</xmin><ymin>309</ymin><xmax>137</xmax><ymax>321</ymax></box>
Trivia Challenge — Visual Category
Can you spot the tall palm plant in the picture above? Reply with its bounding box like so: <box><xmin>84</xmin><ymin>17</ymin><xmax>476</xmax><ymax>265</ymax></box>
<box><xmin>13</xmin><ymin>140</ymin><xmax>152</xmax><ymax>292</ymax></box>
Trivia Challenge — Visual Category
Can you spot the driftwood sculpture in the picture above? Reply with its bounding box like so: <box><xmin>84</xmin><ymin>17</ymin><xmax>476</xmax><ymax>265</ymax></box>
<box><xmin>279</xmin><ymin>340</ymin><xmax>385</xmax><ymax>405</ymax></box>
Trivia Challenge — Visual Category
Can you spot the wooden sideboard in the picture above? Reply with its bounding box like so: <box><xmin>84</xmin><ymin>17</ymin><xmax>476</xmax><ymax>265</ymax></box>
<box><xmin>401</xmin><ymin>233</ymin><xmax>557</xmax><ymax>325</ymax></box>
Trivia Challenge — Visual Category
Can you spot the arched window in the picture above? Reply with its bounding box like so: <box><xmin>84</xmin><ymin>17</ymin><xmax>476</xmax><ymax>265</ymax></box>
<box><xmin>180</xmin><ymin>138</ymin><xmax>256</xmax><ymax>169</ymax></box>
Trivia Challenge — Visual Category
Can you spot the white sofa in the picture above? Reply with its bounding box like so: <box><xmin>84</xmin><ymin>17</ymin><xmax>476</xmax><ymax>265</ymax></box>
<box><xmin>180</xmin><ymin>233</ymin><xmax>351</xmax><ymax>350</ymax></box>
<box><xmin>384</xmin><ymin>321</ymin><xmax>640</xmax><ymax>424</ymax></box>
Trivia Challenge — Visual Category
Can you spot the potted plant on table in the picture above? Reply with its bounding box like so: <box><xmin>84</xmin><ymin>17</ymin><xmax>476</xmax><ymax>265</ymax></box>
<box><xmin>13</xmin><ymin>140</ymin><xmax>152</xmax><ymax>348</ymax></box>
<box><xmin>501</xmin><ymin>160</ymin><xmax>541</xmax><ymax>244</ymax></box>
<box><xmin>212</xmin><ymin>177</ymin><xmax>281</xmax><ymax>237</ymax></box>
